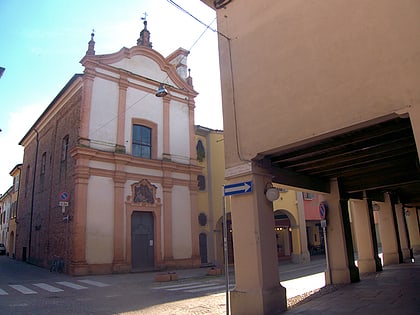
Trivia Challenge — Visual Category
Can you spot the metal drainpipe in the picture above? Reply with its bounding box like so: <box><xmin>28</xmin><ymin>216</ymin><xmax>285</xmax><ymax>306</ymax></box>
<box><xmin>28</xmin><ymin>129</ymin><xmax>39</xmax><ymax>263</ymax></box>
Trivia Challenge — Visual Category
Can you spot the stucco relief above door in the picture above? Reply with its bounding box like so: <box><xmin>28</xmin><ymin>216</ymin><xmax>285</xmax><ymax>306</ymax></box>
<box><xmin>126</xmin><ymin>179</ymin><xmax>160</xmax><ymax>207</ymax></box>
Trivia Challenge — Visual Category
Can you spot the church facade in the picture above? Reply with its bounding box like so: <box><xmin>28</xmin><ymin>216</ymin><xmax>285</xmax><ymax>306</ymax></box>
<box><xmin>16</xmin><ymin>20</ymin><xmax>202</xmax><ymax>275</ymax></box>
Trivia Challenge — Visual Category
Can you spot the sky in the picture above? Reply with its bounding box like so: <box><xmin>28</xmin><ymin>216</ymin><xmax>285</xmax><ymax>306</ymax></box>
<box><xmin>0</xmin><ymin>0</ymin><xmax>223</xmax><ymax>194</ymax></box>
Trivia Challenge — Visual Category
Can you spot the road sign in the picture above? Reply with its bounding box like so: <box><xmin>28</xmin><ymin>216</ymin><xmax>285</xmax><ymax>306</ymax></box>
<box><xmin>224</xmin><ymin>181</ymin><xmax>252</xmax><ymax>196</ymax></box>
<box><xmin>319</xmin><ymin>202</ymin><xmax>327</xmax><ymax>219</ymax></box>
<box><xmin>59</xmin><ymin>191</ymin><xmax>70</xmax><ymax>202</ymax></box>
<box><xmin>59</xmin><ymin>201</ymin><xmax>69</xmax><ymax>207</ymax></box>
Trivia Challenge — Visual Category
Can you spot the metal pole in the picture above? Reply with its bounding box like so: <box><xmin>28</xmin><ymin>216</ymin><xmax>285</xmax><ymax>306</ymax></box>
<box><xmin>28</xmin><ymin>129</ymin><xmax>39</xmax><ymax>262</ymax></box>
<box><xmin>323</xmin><ymin>223</ymin><xmax>332</xmax><ymax>284</ymax></box>
<box><xmin>222</xmin><ymin>186</ymin><xmax>230</xmax><ymax>315</ymax></box>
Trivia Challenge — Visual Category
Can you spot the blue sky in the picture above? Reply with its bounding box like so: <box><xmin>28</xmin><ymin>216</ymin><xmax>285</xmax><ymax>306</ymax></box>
<box><xmin>0</xmin><ymin>0</ymin><xmax>222</xmax><ymax>193</ymax></box>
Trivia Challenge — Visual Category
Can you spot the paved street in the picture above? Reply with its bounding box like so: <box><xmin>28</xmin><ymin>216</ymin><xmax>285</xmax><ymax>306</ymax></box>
<box><xmin>0</xmin><ymin>255</ymin><xmax>326</xmax><ymax>314</ymax></box>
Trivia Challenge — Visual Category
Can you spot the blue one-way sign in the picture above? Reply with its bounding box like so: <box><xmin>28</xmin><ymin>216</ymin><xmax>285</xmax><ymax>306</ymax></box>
<box><xmin>224</xmin><ymin>181</ymin><xmax>253</xmax><ymax>196</ymax></box>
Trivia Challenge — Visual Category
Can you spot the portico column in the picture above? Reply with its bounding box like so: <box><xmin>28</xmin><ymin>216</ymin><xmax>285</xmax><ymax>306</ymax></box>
<box><xmin>377</xmin><ymin>194</ymin><xmax>399</xmax><ymax>265</ymax></box>
<box><xmin>404</xmin><ymin>207</ymin><xmax>420</xmax><ymax>254</ymax></box>
<box><xmin>349</xmin><ymin>199</ymin><xmax>377</xmax><ymax>273</ymax></box>
<box><xmin>322</xmin><ymin>178</ymin><xmax>359</xmax><ymax>284</ymax></box>
<box><xmin>395</xmin><ymin>203</ymin><xmax>411</xmax><ymax>260</ymax></box>
<box><xmin>296</xmin><ymin>192</ymin><xmax>310</xmax><ymax>263</ymax></box>
<box><xmin>229</xmin><ymin>164</ymin><xmax>286</xmax><ymax>315</ymax></box>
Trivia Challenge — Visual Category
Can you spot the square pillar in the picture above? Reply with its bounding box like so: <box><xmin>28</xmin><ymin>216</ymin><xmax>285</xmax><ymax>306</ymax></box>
<box><xmin>349</xmin><ymin>199</ymin><xmax>377</xmax><ymax>273</ymax></box>
<box><xmin>228</xmin><ymin>165</ymin><xmax>286</xmax><ymax>315</ymax></box>
<box><xmin>322</xmin><ymin>178</ymin><xmax>359</xmax><ymax>284</ymax></box>
<box><xmin>405</xmin><ymin>207</ymin><xmax>420</xmax><ymax>254</ymax></box>
<box><xmin>376</xmin><ymin>194</ymin><xmax>399</xmax><ymax>265</ymax></box>
<box><xmin>395</xmin><ymin>203</ymin><xmax>411</xmax><ymax>260</ymax></box>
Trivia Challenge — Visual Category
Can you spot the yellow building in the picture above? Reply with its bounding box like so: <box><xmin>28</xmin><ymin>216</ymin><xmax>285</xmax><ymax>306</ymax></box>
<box><xmin>8</xmin><ymin>164</ymin><xmax>22</xmax><ymax>258</ymax></box>
<box><xmin>195</xmin><ymin>126</ymin><xmax>313</xmax><ymax>266</ymax></box>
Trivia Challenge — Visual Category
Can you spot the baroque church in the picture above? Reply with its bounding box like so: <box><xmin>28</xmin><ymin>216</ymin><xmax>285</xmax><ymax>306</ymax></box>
<box><xmin>15</xmin><ymin>19</ymin><xmax>202</xmax><ymax>275</ymax></box>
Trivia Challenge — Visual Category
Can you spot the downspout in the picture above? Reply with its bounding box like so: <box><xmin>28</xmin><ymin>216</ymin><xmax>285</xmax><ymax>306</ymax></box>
<box><xmin>28</xmin><ymin>129</ymin><xmax>39</xmax><ymax>263</ymax></box>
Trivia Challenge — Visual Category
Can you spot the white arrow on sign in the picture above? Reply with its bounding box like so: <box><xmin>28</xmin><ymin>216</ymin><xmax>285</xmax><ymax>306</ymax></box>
<box><xmin>224</xmin><ymin>181</ymin><xmax>253</xmax><ymax>196</ymax></box>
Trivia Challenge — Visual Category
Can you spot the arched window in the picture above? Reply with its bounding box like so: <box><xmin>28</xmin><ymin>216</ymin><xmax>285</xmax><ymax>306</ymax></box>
<box><xmin>196</xmin><ymin>140</ymin><xmax>205</xmax><ymax>162</ymax></box>
<box><xmin>197</xmin><ymin>175</ymin><xmax>206</xmax><ymax>191</ymax></box>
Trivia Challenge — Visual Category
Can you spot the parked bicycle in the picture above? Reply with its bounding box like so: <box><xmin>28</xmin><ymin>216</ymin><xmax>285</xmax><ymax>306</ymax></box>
<box><xmin>50</xmin><ymin>256</ymin><xmax>64</xmax><ymax>273</ymax></box>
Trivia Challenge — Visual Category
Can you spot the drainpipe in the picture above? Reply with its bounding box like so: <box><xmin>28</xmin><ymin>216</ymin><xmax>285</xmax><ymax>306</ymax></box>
<box><xmin>28</xmin><ymin>129</ymin><xmax>39</xmax><ymax>263</ymax></box>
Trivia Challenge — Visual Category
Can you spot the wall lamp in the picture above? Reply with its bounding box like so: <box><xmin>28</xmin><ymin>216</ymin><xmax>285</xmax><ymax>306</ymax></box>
<box><xmin>155</xmin><ymin>83</ymin><xmax>168</xmax><ymax>97</ymax></box>
<box><xmin>265</xmin><ymin>183</ymin><xmax>280</xmax><ymax>202</ymax></box>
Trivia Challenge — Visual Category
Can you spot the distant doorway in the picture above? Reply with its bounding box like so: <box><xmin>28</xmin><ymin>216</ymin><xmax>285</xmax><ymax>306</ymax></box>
<box><xmin>199</xmin><ymin>233</ymin><xmax>208</xmax><ymax>264</ymax></box>
<box><xmin>131</xmin><ymin>211</ymin><xmax>154</xmax><ymax>270</ymax></box>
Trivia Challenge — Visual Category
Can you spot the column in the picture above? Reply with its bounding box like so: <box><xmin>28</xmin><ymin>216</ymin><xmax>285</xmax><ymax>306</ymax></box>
<box><xmin>229</xmin><ymin>165</ymin><xmax>286</xmax><ymax>315</ymax></box>
<box><xmin>162</xmin><ymin>175</ymin><xmax>173</xmax><ymax>261</ymax></box>
<box><xmin>189</xmin><ymin>175</ymin><xmax>201</xmax><ymax>266</ymax></box>
<box><xmin>405</xmin><ymin>207</ymin><xmax>420</xmax><ymax>254</ymax></box>
<box><xmin>395</xmin><ymin>203</ymin><xmax>411</xmax><ymax>260</ymax></box>
<box><xmin>377</xmin><ymin>194</ymin><xmax>399</xmax><ymax>265</ymax></box>
<box><xmin>70</xmin><ymin>156</ymin><xmax>89</xmax><ymax>275</ymax></box>
<box><xmin>296</xmin><ymin>191</ymin><xmax>310</xmax><ymax>263</ymax></box>
<box><xmin>116</xmin><ymin>73</ymin><xmax>127</xmax><ymax>152</ymax></box>
<box><xmin>79</xmin><ymin>67</ymin><xmax>94</xmax><ymax>147</ymax></box>
<box><xmin>322</xmin><ymin>178</ymin><xmax>359</xmax><ymax>284</ymax></box>
<box><xmin>162</xmin><ymin>97</ymin><xmax>171</xmax><ymax>160</ymax></box>
<box><xmin>350</xmin><ymin>199</ymin><xmax>377</xmax><ymax>273</ymax></box>
<box><xmin>112</xmin><ymin>161</ymin><xmax>127</xmax><ymax>272</ymax></box>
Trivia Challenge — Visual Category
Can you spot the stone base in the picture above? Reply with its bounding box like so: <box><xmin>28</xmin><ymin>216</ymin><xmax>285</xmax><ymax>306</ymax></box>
<box><xmin>69</xmin><ymin>262</ymin><xmax>90</xmax><ymax>276</ymax></box>
<box><xmin>230</xmin><ymin>284</ymin><xmax>286</xmax><ymax>315</ymax></box>
<box><xmin>291</xmin><ymin>252</ymin><xmax>310</xmax><ymax>264</ymax></box>
<box><xmin>382</xmin><ymin>252</ymin><xmax>399</xmax><ymax>266</ymax></box>
<box><xmin>357</xmin><ymin>258</ymin><xmax>377</xmax><ymax>274</ymax></box>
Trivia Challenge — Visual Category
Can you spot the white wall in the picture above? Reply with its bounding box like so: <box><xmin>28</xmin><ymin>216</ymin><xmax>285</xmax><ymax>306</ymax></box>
<box><xmin>171</xmin><ymin>185</ymin><xmax>192</xmax><ymax>259</ymax></box>
<box><xmin>89</xmin><ymin>77</ymin><xmax>118</xmax><ymax>151</ymax></box>
<box><xmin>86</xmin><ymin>176</ymin><xmax>114</xmax><ymax>264</ymax></box>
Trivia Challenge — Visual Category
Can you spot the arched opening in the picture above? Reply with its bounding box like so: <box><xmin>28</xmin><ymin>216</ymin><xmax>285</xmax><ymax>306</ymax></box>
<box><xmin>274</xmin><ymin>210</ymin><xmax>297</xmax><ymax>261</ymax></box>
<box><xmin>215</xmin><ymin>213</ymin><xmax>234</xmax><ymax>266</ymax></box>
<box><xmin>199</xmin><ymin>232</ymin><xmax>208</xmax><ymax>264</ymax></box>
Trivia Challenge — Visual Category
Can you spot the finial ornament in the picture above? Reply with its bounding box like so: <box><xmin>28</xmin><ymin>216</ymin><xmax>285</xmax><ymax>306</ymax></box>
<box><xmin>137</xmin><ymin>12</ymin><xmax>152</xmax><ymax>48</ymax></box>
<box><xmin>86</xmin><ymin>29</ymin><xmax>96</xmax><ymax>56</ymax></box>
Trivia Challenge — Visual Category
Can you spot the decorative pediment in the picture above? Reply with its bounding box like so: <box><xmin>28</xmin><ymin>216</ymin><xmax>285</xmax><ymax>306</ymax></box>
<box><xmin>127</xmin><ymin>179</ymin><xmax>160</xmax><ymax>206</ymax></box>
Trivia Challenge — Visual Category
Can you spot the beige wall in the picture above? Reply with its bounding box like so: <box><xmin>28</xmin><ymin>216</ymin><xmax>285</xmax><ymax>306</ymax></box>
<box><xmin>212</xmin><ymin>0</ymin><xmax>420</xmax><ymax>167</ymax></box>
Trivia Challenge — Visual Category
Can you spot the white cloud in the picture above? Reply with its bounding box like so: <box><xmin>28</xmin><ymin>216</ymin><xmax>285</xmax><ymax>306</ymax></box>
<box><xmin>0</xmin><ymin>103</ymin><xmax>45</xmax><ymax>194</ymax></box>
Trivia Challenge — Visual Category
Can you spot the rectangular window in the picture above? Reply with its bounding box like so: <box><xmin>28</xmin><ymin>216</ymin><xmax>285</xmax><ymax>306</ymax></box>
<box><xmin>41</xmin><ymin>152</ymin><xmax>46</xmax><ymax>175</ymax></box>
<box><xmin>25</xmin><ymin>165</ymin><xmax>30</xmax><ymax>197</ymax></box>
<box><xmin>303</xmin><ymin>192</ymin><xmax>314</xmax><ymax>200</ymax></box>
<box><xmin>132</xmin><ymin>125</ymin><xmax>151</xmax><ymax>159</ymax></box>
<box><xmin>61</xmin><ymin>135</ymin><xmax>69</xmax><ymax>161</ymax></box>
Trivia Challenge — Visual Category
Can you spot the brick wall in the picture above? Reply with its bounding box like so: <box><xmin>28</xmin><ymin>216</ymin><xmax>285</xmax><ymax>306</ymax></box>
<box><xmin>16</xmin><ymin>88</ymin><xmax>81</xmax><ymax>269</ymax></box>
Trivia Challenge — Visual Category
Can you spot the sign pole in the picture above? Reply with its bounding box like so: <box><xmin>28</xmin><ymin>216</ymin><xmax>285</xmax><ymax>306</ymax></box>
<box><xmin>222</xmin><ymin>186</ymin><xmax>230</xmax><ymax>315</ymax></box>
<box><xmin>322</xmin><ymin>222</ymin><xmax>332</xmax><ymax>284</ymax></box>
<box><xmin>320</xmin><ymin>202</ymin><xmax>332</xmax><ymax>284</ymax></box>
